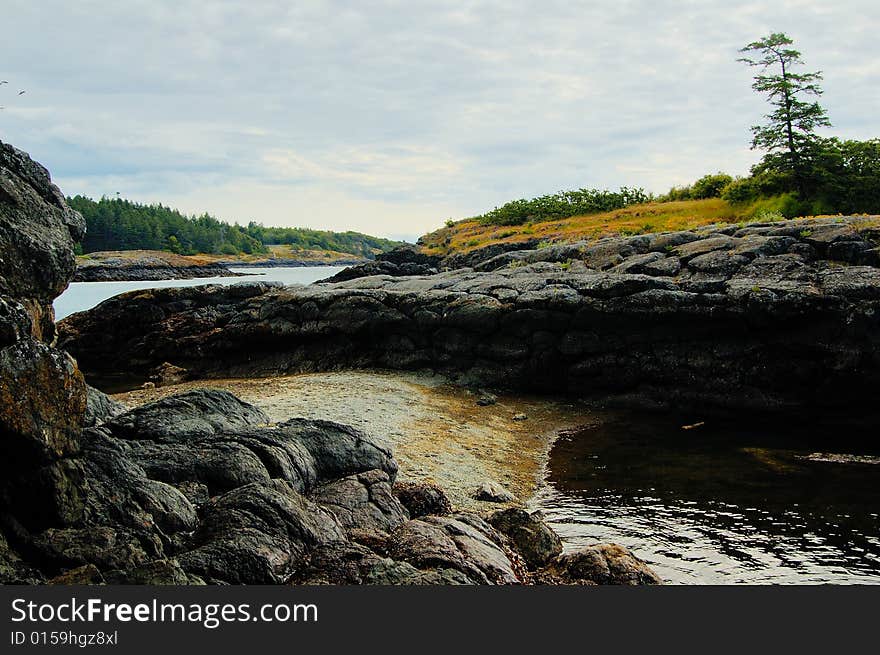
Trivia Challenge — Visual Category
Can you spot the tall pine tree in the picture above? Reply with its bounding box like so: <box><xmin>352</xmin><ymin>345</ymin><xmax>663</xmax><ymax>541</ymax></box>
<box><xmin>739</xmin><ymin>33</ymin><xmax>831</xmax><ymax>195</ymax></box>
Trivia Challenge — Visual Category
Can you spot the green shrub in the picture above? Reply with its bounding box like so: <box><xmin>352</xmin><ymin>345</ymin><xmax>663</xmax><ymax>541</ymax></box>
<box><xmin>691</xmin><ymin>173</ymin><xmax>734</xmax><ymax>199</ymax></box>
<box><xmin>475</xmin><ymin>186</ymin><xmax>650</xmax><ymax>226</ymax></box>
<box><xmin>663</xmin><ymin>185</ymin><xmax>692</xmax><ymax>202</ymax></box>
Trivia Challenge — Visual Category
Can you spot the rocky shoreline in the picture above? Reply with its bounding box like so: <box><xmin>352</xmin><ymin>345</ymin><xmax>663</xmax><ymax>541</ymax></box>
<box><xmin>2</xmin><ymin>140</ymin><xmax>662</xmax><ymax>585</ymax></box>
<box><xmin>111</xmin><ymin>370</ymin><xmax>589</xmax><ymax>513</ymax></box>
<box><xmin>73</xmin><ymin>251</ymin><xmax>248</xmax><ymax>282</ymax></box>
<box><xmin>60</xmin><ymin>215</ymin><xmax>880</xmax><ymax>415</ymax></box>
<box><xmin>219</xmin><ymin>257</ymin><xmax>365</xmax><ymax>269</ymax></box>
<box><xmin>73</xmin><ymin>251</ymin><xmax>369</xmax><ymax>283</ymax></box>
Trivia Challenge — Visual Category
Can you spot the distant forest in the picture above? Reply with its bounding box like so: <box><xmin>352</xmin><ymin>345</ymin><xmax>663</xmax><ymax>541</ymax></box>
<box><xmin>67</xmin><ymin>196</ymin><xmax>403</xmax><ymax>257</ymax></box>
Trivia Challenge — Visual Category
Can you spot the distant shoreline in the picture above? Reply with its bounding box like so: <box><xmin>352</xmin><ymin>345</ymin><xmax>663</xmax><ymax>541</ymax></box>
<box><xmin>74</xmin><ymin>249</ymin><xmax>363</xmax><ymax>282</ymax></box>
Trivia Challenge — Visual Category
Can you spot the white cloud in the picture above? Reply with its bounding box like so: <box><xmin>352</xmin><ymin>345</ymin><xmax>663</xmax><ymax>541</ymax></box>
<box><xmin>1</xmin><ymin>0</ymin><xmax>878</xmax><ymax>238</ymax></box>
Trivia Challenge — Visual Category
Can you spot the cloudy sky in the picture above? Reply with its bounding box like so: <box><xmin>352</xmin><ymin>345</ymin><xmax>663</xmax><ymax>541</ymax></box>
<box><xmin>1</xmin><ymin>1</ymin><xmax>877</xmax><ymax>240</ymax></box>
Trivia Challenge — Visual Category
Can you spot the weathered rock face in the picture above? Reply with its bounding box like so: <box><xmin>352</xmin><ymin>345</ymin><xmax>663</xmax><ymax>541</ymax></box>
<box><xmin>60</xmin><ymin>216</ymin><xmax>880</xmax><ymax>414</ymax></box>
<box><xmin>0</xmin><ymin>141</ymin><xmax>88</xmax><ymax>534</ymax></box>
<box><xmin>1</xmin><ymin>140</ymin><xmax>85</xmax><ymax>337</ymax></box>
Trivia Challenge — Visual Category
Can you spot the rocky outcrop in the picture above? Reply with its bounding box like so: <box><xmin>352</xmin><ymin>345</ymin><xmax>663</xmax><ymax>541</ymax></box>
<box><xmin>73</xmin><ymin>251</ymin><xmax>244</xmax><ymax>282</ymax></box>
<box><xmin>60</xmin><ymin>216</ymin><xmax>880</xmax><ymax>414</ymax></box>
<box><xmin>1</xmin><ymin>140</ymin><xmax>87</xmax><ymax>537</ymax></box>
<box><xmin>536</xmin><ymin>544</ymin><xmax>664</xmax><ymax>585</ymax></box>
<box><xmin>320</xmin><ymin>245</ymin><xmax>440</xmax><ymax>283</ymax></box>
<box><xmin>11</xmin><ymin>389</ymin><xmax>661</xmax><ymax>586</ymax></box>
<box><xmin>1</xmin><ymin>142</ymin><xmax>661</xmax><ymax>586</ymax></box>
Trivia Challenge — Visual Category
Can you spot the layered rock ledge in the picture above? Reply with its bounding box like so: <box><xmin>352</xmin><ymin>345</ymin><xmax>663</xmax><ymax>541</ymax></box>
<box><xmin>60</xmin><ymin>216</ymin><xmax>880</xmax><ymax>413</ymax></box>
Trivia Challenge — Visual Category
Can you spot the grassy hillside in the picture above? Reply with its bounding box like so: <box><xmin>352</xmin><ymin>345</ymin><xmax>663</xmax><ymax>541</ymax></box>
<box><xmin>421</xmin><ymin>198</ymin><xmax>802</xmax><ymax>256</ymax></box>
<box><xmin>419</xmin><ymin>198</ymin><xmax>868</xmax><ymax>255</ymax></box>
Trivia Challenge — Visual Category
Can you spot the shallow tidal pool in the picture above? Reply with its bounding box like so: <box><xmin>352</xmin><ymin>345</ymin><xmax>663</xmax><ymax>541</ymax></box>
<box><xmin>536</xmin><ymin>411</ymin><xmax>880</xmax><ymax>584</ymax></box>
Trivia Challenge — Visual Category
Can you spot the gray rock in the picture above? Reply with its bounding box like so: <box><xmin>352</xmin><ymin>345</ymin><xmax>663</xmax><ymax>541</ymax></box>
<box><xmin>84</xmin><ymin>385</ymin><xmax>126</xmax><ymax>427</ymax></box>
<box><xmin>0</xmin><ymin>140</ymin><xmax>85</xmax><ymax>307</ymax></box>
<box><xmin>276</xmin><ymin>418</ymin><xmax>398</xmax><ymax>484</ymax></box>
<box><xmin>178</xmin><ymin>480</ymin><xmax>345</xmax><ymax>584</ymax></box>
<box><xmin>473</xmin><ymin>480</ymin><xmax>516</xmax><ymax>503</ymax></box>
<box><xmin>105</xmin><ymin>389</ymin><xmax>269</xmax><ymax>442</ymax></box>
<box><xmin>312</xmin><ymin>470</ymin><xmax>410</xmax><ymax>536</ymax></box>
<box><xmin>488</xmin><ymin>508</ymin><xmax>563</xmax><ymax>570</ymax></box>
<box><xmin>539</xmin><ymin>544</ymin><xmax>663</xmax><ymax>585</ymax></box>
<box><xmin>387</xmin><ymin>514</ymin><xmax>521</xmax><ymax>584</ymax></box>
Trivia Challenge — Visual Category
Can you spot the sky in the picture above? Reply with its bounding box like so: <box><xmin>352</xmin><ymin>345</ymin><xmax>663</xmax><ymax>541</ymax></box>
<box><xmin>1</xmin><ymin>1</ymin><xmax>878</xmax><ymax>241</ymax></box>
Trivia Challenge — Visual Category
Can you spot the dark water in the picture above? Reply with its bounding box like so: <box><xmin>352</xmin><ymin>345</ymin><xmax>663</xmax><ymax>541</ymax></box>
<box><xmin>535</xmin><ymin>412</ymin><xmax>880</xmax><ymax>584</ymax></box>
<box><xmin>53</xmin><ymin>266</ymin><xmax>345</xmax><ymax>320</ymax></box>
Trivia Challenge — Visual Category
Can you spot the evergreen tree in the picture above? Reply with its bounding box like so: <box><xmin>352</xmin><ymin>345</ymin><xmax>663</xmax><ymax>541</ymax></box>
<box><xmin>738</xmin><ymin>32</ymin><xmax>831</xmax><ymax>195</ymax></box>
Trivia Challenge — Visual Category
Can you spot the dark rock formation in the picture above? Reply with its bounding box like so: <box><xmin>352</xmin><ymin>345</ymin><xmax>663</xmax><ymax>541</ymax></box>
<box><xmin>0</xmin><ymin>140</ymin><xmax>85</xmax><ymax>336</ymax></box>
<box><xmin>386</xmin><ymin>514</ymin><xmax>521</xmax><ymax>584</ymax></box>
<box><xmin>319</xmin><ymin>259</ymin><xmax>438</xmax><ymax>283</ymax></box>
<box><xmin>319</xmin><ymin>244</ymin><xmax>440</xmax><ymax>282</ymax></box>
<box><xmin>103</xmin><ymin>389</ymin><xmax>269</xmax><ymax>442</ymax></box>
<box><xmin>393</xmin><ymin>481</ymin><xmax>453</xmax><ymax>518</ymax></box>
<box><xmin>441</xmin><ymin>239</ymin><xmax>541</xmax><ymax>271</ymax></box>
<box><xmin>1</xmin><ymin>140</ymin><xmax>88</xmax><ymax>535</ymax></box>
<box><xmin>59</xmin><ymin>216</ymin><xmax>880</xmax><ymax>414</ymax></box>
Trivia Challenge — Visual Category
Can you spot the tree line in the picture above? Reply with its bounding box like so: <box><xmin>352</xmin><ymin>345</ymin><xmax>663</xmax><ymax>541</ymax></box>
<box><xmin>67</xmin><ymin>196</ymin><xmax>402</xmax><ymax>257</ymax></box>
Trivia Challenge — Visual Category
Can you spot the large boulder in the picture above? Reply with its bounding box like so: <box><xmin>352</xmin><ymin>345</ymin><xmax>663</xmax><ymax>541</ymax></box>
<box><xmin>487</xmin><ymin>508</ymin><xmax>563</xmax><ymax>570</ymax></box>
<box><xmin>312</xmin><ymin>469</ymin><xmax>410</xmax><ymax>537</ymax></box>
<box><xmin>0</xmin><ymin>142</ymin><xmax>88</xmax><ymax>533</ymax></box>
<box><xmin>105</xmin><ymin>389</ymin><xmax>269</xmax><ymax>442</ymax></box>
<box><xmin>177</xmin><ymin>480</ymin><xmax>345</xmax><ymax>584</ymax></box>
<box><xmin>387</xmin><ymin>514</ymin><xmax>521</xmax><ymax>584</ymax></box>
<box><xmin>0</xmin><ymin>140</ymin><xmax>85</xmax><ymax>335</ymax></box>
<box><xmin>538</xmin><ymin>544</ymin><xmax>663</xmax><ymax>585</ymax></box>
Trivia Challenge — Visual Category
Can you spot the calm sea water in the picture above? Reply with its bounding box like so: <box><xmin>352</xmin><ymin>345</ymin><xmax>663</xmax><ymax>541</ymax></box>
<box><xmin>535</xmin><ymin>412</ymin><xmax>880</xmax><ymax>584</ymax></box>
<box><xmin>53</xmin><ymin>266</ymin><xmax>345</xmax><ymax>320</ymax></box>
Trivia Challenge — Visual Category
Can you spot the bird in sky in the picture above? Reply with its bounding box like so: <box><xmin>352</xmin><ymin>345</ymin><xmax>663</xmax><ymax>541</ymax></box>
<box><xmin>18</xmin><ymin>90</ymin><xmax>25</xmax><ymax>96</ymax></box>
<box><xmin>0</xmin><ymin>81</ymin><xmax>7</xmax><ymax>85</ymax></box>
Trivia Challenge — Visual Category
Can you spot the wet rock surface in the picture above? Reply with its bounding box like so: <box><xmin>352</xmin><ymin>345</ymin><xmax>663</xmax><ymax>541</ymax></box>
<box><xmin>59</xmin><ymin>216</ymin><xmax>880</xmax><ymax>415</ymax></box>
